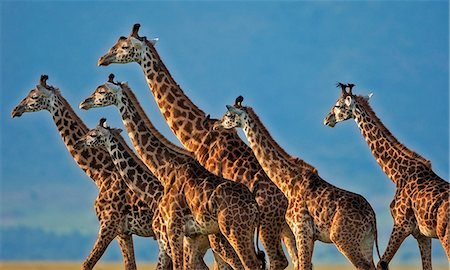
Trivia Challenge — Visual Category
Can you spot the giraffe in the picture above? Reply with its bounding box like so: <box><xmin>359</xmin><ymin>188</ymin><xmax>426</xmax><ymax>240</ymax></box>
<box><xmin>215</xmin><ymin>96</ymin><xmax>381</xmax><ymax>270</ymax></box>
<box><xmin>11</xmin><ymin>75</ymin><xmax>164</xmax><ymax>270</ymax></box>
<box><xmin>324</xmin><ymin>83</ymin><xmax>450</xmax><ymax>270</ymax></box>
<box><xmin>74</xmin><ymin>115</ymin><xmax>259</xmax><ymax>269</ymax></box>
<box><xmin>80</xmin><ymin>74</ymin><xmax>245</xmax><ymax>270</ymax></box>
<box><xmin>97</xmin><ymin>23</ymin><xmax>297</xmax><ymax>270</ymax></box>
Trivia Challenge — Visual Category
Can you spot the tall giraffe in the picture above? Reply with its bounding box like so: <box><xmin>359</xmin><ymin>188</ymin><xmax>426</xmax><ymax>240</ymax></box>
<box><xmin>11</xmin><ymin>75</ymin><xmax>162</xmax><ymax>270</ymax></box>
<box><xmin>324</xmin><ymin>83</ymin><xmax>449</xmax><ymax>270</ymax></box>
<box><xmin>98</xmin><ymin>23</ymin><xmax>296</xmax><ymax>270</ymax></box>
<box><xmin>79</xmin><ymin>76</ymin><xmax>265</xmax><ymax>270</ymax></box>
<box><xmin>215</xmin><ymin>96</ymin><xmax>381</xmax><ymax>270</ymax></box>
<box><xmin>74</xmin><ymin>118</ymin><xmax>212</xmax><ymax>270</ymax></box>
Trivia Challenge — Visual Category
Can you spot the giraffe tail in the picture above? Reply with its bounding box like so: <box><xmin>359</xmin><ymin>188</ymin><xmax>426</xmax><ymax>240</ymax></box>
<box><xmin>373</xmin><ymin>217</ymin><xmax>381</xmax><ymax>261</ymax></box>
<box><xmin>255</xmin><ymin>222</ymin><xmax>266</xmax><ymax>270</ymax></box>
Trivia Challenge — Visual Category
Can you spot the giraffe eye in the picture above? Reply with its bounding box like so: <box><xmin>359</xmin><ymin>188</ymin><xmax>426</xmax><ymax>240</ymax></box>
<box><xmin>31</xmin><ymin>95</ymin><xmax>39</xmax><ymax>99</ymax></box>
<box><xmin>122</xmin><ymin>46</ymin><xmax>129</xmax><ymax>49</ymax></box>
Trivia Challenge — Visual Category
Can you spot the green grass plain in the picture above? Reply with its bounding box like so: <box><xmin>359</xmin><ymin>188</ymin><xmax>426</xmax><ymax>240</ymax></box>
<box><xmin>0</xmin><ymin>262</ymin><xmax>449</xmax><ymax>270</ymax></box>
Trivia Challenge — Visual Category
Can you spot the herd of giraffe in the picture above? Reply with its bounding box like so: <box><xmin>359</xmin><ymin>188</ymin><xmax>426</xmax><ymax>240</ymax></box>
<box><xmin>10</xmin><ymin>23</ymin><xmax>448</xmax><ymax>270</ymax></box>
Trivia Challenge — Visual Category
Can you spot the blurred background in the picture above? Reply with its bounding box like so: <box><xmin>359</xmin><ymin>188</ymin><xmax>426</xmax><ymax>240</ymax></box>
<box><xmin>1</xmin><ymin>1</ymin><xmax>448</xmax><ymax>266</ymax></box>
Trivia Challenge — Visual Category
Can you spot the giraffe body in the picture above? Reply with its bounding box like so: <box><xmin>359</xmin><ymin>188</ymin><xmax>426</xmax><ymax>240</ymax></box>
<box><xmin>11</xmin><ymin>76</ymin><xmax>163</xmax><ymax>270</ymax></box>
<box><xmin>98</xmin><ymin>23</ymin><xmax>296</xmax><ymax>270</ymax></box>
<box><xmin>80</xmin><ymin>77</ymin><xmax>264</xmax><ymax>270</ymax></box>
<box><xmin>324</xmin><ymin>84</ymin><xmax>449</xmax><ymax>270</ymax></box>
<box><xmin>216</xmin><ymin>100</ymin><xmax>380</xmax><ymax>270</ymax></box>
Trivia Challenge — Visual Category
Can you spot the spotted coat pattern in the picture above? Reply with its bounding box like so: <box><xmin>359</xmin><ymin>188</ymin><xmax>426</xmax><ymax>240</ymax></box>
<box><xmin>324</xmin><ymin>85</ymin><xmax>449</xmax><ymax>270</ymax></box>
<box><xmin>97</xmin><ymin>23</ymin><xmax>296</xmax><ymax>270</ymax></box>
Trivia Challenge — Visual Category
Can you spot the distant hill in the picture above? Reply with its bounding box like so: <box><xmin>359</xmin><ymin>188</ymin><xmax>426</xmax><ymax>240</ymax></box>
<box><xmin>1</xmin><ymin>226</ymin><xmax>448</xmax><ymax>264</ymax></box>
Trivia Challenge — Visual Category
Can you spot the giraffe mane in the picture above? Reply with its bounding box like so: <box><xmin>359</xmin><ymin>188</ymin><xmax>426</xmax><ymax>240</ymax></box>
<box><xmin>120</xmin><ymin>83</ymin><xmax>194</xmax><ymax>157</ymax></box>
<box><xmin>244</xmin><ymin>107</ymin><xmax>317</xmax><ymax>173</ymax></box>
<box><xmin>354</xmin><ymin>95</ymin><xmax>432</xmax><ymax>168</ymax></box>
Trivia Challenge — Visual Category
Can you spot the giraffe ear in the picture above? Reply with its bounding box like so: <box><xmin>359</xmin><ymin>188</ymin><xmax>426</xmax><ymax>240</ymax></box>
<box><xmin>130</xmin><ymin>37</ymin><xmax>143</xmax><ymax>49</ymax></box>
<box><xmin>226</xmin><ymin>105</ymin><xmax>243</xmax><ymax>116</ymax></box>
<box><xmin>344</xmin><ymin>95</ymin><xmax>353</xmax><ymax>106</ymax></box>
<box><xmin>111</xmin><ymin>128</ymin><xmax>123</xmax><ymax>134</ymax></box>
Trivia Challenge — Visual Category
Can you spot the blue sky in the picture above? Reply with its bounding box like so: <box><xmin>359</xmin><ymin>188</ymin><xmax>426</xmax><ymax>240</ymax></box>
<box><xmin>1</xmin><ymin>0</ymin><xmax>448</xmax><ymax>264</ymax></box>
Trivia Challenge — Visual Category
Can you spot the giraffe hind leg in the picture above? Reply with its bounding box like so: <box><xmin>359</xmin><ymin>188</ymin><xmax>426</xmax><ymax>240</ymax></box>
<box><xmin>117</xmin><ymin>234</ymin><xmax>137</xmax><ymax>270</ymax></box>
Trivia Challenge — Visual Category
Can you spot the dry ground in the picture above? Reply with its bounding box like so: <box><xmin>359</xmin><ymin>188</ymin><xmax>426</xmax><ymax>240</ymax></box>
<box><xmin>1</xmin><ymin>262</ymin><xmax>449</xmax><ymax>270</ymax></box>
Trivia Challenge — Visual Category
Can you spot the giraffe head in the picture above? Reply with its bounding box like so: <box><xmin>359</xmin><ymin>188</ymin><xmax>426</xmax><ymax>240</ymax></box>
<box><xmin>74</xmin><ymin>118</ymin><xmax>122</xmax><ymax>150</ymax></box>
<box><xmin>80</xmin><ymin>74</ymin><xmax>124</xmax><ymax>110</ymax></box>
<box><xmin>11</xmin><ymin>75</ymin><xmax>58</xmax><ymax>118</ymax></box>
<box><xmin>323</xmin><ymin>83</ymin><xmax>372</xmax><ymax>127</ymax></box>
<box><xmin>98</xmin><ymin>24</ymin><xmax>158</xmax><ymax>66</ymax></box>
<box><xmin>214</xmin><ymin>95</ymin><xmax>248</xmax><ymax>130</ymax></box>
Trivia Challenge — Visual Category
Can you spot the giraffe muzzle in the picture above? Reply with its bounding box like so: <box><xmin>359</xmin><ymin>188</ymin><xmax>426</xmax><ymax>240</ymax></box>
<box><xmin>11</xmin><ymin>105</ymin><xmax>25</xmax><ymax>118</ymax></box>
<box><xmin>79</xmin><ymin>98</ymin><xmax>93</xmax><ymax>110</ymax></box>
<box><xmin>98</xmin><ymin>53</ymin><xmax>115</xmax><ymax>66</ymax></box>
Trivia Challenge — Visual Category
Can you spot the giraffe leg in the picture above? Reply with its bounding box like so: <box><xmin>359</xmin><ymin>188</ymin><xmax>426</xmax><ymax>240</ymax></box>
<box><xmin>377</xmin><ymin>223</ymin><xmax>413</xmax><ymax>270</ymax></box>
<box><xmin>291</xmin><ymin>216</ymin><xmax>314</xmax><ymax>270</ymax></box>
<box><xmin>281</xmin><ymin>222</ymin><xmax>298</xmax><ymax>269</ymax></box>
<box><xmin>212</xmin><ymin>251</ymin><xmax>234</xmax><ymax>270</ymax></box>
<box><xmin>117</xmin><ymin>234</ymin><xmax>137</xmax><ymax>270</ymax></box>
<box><xmin>209</xmin><ymin>233</ymin><xmax>243</xmax><ymax>269</ymax></box>
<box><xmin>167</xmin><ymin>219</ymin><xmax>185</xmax><ymax>269</ymax></box>
<box><xmin>184</xmin><ymin>235</ymin><xmax>209</xmax><ymax>270</ymax></box>
<box><xmin>155</xmin><ymin>233</ymin><xmax>172</xmax><ymax>270</ymax></box>
<box><xmin>330</xmin><ymin>215</ymin><xmax>375</xmax><ymax>270</ymax></box>
<box><xmin>331</xmin><ymin>231</ymin><xmax>375</xmax><ymax>270</ymax></box>
<box><xmin>82</xmin><ymin>225</ymin><xmax>116</xmax><ymax>270</ymax></box>
<box><xmin>414</xmin><ymin>234</ymin><xmax>432</xmax><ymax>270</ymax></box>
<box><xmin>257</xmin><ymin>192</ymin><xmax>289</xmax><ymax>270</ymax></box>
<box><xmin>437</xmin><ymin>199</ymin><xmax>450</xmax><ymax>259</ymax></box>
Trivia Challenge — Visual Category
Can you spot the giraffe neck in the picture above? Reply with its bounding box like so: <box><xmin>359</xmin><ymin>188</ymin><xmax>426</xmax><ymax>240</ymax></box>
<box><xmin>115</xmin><ymin>85</ymin><xmax>192</xmax><ymax>182</ymax></box>
<box><xmin>352</xmin><ymin>96</ymin><xmax>431</xmax><ymax>186</ymax></box>
<box><xmin>241</xmin><ymin>107</ymin><xmax>316</xmax><ymax>198</ymax></box>
<box><xmin>50</xmin><ymin>93</ymin><xmax>116</xmax><ymax>188</ymax></box>
<box><xmin>139</xmin><ymin>42</ymin><xmax>209</xmax><ymax>152</ymax></box>
<box><xmin>104</xmin><ymin>133</ymin><xmax>164</xmax><ymax>200</ymax></box>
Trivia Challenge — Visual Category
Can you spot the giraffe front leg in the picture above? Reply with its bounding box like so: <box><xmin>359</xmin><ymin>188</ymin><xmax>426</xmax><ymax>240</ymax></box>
<box><xmin>82</xmin><ymin>225</ymin><xmax>116</xmax><ymax>270</ymax></box>
<box><xmin>183</xmin><ymin>235</ymin><xmax>209</xmax><ymax>270</ymax></box>
<box><xmin>291</xmin><ymin>214</ymin><xmax>314</xmax><ymax>270</ymax></box>
<box><xmin>117</xmin><ymin>234</ymin><xmax>137</xmax><ymax>270</ymax></box>
<box><xmin>167</xmin><ymin>219</ymin><xmax>185</xmax><ymax>269</ymax></box>
<box><xmin>414</xmin><ymin>234</ymin><xmax>432</xmax><ymax>270</ymax></box>
<box><xmin>377</xmin><ymin>223</ymin><xmax>413</xmax><ymax>270</ymax></box>
<box><xmin>212</xmin><ymin>251</ymin><xmax>234</xmax><ymax>270</ymax></box>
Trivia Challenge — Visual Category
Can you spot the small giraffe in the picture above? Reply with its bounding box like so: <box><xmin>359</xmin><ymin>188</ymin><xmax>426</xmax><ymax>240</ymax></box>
<box><xmin>11</xmin><ymin>75</ymin><xmax>162</xmax><ymax>270</ymax></box>
<box><xmin>98</xmin><ymin>23</ymin><xmax>296</xmax><ymax>270</ymax></box>
<box><xmin>215</xmin><ymin>96</ymin><xmax>381</xmax><ymax>270</ymax></box>
<box><xmin>79</xmin><ymin>76</ymin><xmax>265</xmax><ymax>270</ymax></box>
<box><xmin>324</xmin><ymin>83</ymin><xmax>449</xmax><ymax>270</ymax></box>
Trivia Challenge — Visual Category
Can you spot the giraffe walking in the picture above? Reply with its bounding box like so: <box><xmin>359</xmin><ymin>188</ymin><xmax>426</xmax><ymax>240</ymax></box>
<box><xmin>215</xmin><ymin>96</ymin><xmax>381</xmax><ymax>270</ymax></box>
<box><xmin>324</xmin><ymin>83</ymin><xmax>449</xmax><ymax>270</ymax></box>
<box><xmin>79</xmin><ymin>75</ymin><xmax>265</xmax><ymax>270</ymax></box>
<box><xmin>97</xmin><ymin>23</ymin><xmax>297</xmax><ymax>270</ymax></box>
<box><xmin>11</xmin><ymin>75</ymin><xmax>163</xmax><ymax>270</ymax></box>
